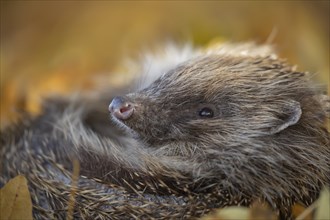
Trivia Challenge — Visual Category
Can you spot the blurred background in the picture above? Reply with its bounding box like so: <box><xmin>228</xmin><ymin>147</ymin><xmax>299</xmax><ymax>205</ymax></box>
<box><xmin>1</xmin><ymin>1</ymin><xmax>329</xmax><ymax>129</ymax></box>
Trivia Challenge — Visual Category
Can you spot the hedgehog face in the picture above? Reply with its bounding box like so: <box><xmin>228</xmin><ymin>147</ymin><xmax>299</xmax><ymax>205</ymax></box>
<box><xmin>109</xmin><ymin>64</ymin><xmax>236</xmax><ymax>147</ymax></box>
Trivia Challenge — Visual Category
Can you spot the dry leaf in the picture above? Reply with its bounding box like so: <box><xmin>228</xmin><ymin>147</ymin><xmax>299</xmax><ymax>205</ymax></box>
<box><xmin>0</xmin><ymin>175</ymin><xmax>33</xmax><ymax>220</ymax></box>
<box><xmin>67</xmin><ymin>159</ymin><xmax>80</xmax><ymax>220</ymax></box>
<box><xmin>292</xmin><ymin>203</ymin><xmax>313</xmax><ymax>220</ymax></box>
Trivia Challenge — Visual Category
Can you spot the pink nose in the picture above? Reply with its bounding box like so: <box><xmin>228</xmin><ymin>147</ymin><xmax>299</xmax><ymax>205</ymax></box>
<box><xmin>108</xmin><ymin>96</ymin><xmax>134</xmax><ymax>120</ymax></box>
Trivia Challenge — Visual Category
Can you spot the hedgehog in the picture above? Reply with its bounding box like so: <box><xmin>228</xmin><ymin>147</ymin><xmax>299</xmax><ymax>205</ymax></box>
<box><xmin>1</xmin><ymin>42</ymin><xmax>329</xmax><ymax>220</ymax></box>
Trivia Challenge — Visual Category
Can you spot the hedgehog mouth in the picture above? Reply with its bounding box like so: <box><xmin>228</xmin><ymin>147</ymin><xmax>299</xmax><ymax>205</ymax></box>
<box><xmin>110</xmin><ymin>114</ymin><xmax>136</xmax><ymax>134</ymax></box>
<box><xmin>110</xmin><ymin>113</ymin><xmax>128</xmax><ymax>127</ymax></box>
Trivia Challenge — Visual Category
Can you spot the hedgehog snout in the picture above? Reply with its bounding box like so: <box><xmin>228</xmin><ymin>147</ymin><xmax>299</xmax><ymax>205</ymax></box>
<box><xmin>109</xmin><ymin>96</ymin><xmax>134</xmax><ymax>120</ymax></box>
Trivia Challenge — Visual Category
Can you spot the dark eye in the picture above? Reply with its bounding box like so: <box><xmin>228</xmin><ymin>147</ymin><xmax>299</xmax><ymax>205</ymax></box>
<box><xmin>199</xmin><ymin>107</ymin><xmax>214</xmax><ymax>118</ymax></box>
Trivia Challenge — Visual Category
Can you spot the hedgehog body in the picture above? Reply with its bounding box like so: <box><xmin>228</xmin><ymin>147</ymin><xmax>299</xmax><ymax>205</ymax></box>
<box><xmin>1</xmin><ymin>43</ymin><xmax>329</xmax><ymax>219</ymax></box>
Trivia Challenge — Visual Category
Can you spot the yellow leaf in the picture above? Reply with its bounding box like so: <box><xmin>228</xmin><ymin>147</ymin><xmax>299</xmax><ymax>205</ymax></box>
<box><xmin>0</xmin><ymin>175</ymin><xmax>33</xmax><ymax>220</ymax></box>
<box><xmin>249</xmin><ymin>201</ymin><xmax>277</xmax><ymax>220</ymax></box>
<box><xmin>315</xmin><ymin>187</ymin><xmax>330</xmax><ymax>220</ymax></box>
<box><xmin>201</xmin><ymin>206</ymin><xmax>249</xmax><ymax>220</ymax></box>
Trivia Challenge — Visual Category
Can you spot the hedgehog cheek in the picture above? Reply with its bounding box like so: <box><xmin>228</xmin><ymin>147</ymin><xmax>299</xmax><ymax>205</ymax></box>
<box><xmin>269</xmin><ymin>100</ymin><xmax>302</xmax><ymax>134</ymax></box>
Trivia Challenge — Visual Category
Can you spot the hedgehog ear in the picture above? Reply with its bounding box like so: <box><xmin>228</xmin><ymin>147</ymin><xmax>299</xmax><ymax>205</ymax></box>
<box><xmin>269</xmin><ymin>100</ymin><xmax>302</xmax><ymax>134</ymax></box>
